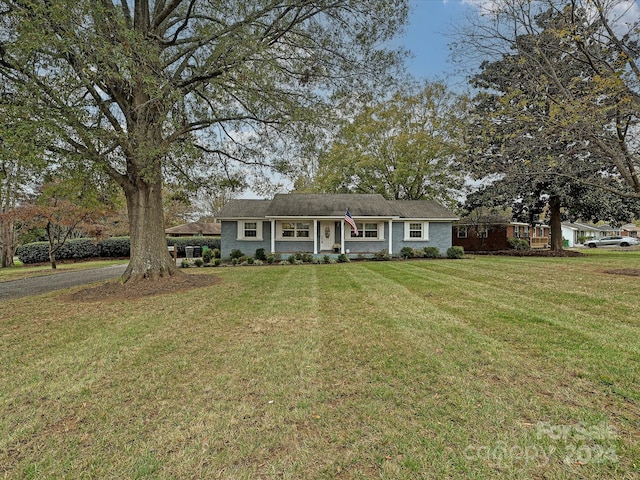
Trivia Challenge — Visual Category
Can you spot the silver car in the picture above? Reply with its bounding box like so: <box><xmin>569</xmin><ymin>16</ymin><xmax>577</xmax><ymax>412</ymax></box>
<box><xmin>584</xmin><ymin>236</ymin><xmax>639</xmax><ymax>248</ymax></box>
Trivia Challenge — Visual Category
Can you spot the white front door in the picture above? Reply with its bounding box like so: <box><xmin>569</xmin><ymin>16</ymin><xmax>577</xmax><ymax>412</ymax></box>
<box><xmin>319</xmin><ymin>221</ymin><xmax>335</xmax><ymax>251</ymax></box>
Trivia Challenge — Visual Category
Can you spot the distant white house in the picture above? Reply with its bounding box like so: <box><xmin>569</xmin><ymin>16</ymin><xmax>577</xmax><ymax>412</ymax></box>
<box><xmin>561</xmin><ymin>222</ymin><xmax>624</xmax><ymax>246</ymax></box>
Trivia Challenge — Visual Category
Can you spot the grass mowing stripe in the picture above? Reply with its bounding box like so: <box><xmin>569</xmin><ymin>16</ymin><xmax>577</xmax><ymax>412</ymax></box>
<box><xmin>1</xmin><ymin>256</ymin><xmax>638</xmax><ymax>479</ymax></box>
<box><xmin>388</xmin><ymin>260</ymin><xmax>640</xmax><ymax>354</ymax></box>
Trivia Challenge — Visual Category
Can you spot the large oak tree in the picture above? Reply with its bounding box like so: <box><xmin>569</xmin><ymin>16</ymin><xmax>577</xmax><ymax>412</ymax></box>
<box><xmin>0</xmin><ymin>0</ymin><xmax>408</xmax><ymax>282</ymax></box>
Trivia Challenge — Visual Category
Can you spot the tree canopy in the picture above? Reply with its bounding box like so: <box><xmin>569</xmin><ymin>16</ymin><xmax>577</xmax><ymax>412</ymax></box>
<box><xmin>0</xmin><ymin>0</ymin><xmax>409</xmax><ymax>281</ymax></box>
<box><xmin>459</xmin><ymin>0</ymin><xmax>640</xmax><ymax>249</ymax></box>
<box><xmin>308</xmin><ymin>82</ymin><xmax>469</xmax><ymax>208</ymax></box>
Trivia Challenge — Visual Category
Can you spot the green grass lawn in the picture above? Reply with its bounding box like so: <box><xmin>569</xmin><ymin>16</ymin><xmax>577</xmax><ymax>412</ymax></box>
<box><xmin>1</xmin><ymin>252</ymin><xmax>638</xmax><ymax>479</ymax></box>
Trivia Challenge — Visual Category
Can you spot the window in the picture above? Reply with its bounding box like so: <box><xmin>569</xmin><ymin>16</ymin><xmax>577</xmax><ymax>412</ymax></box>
<box><xmin>280</xmin><ymin>222</ymin><xmax>310</xmax><ymax>239</ymax></box>
<box><xmin>349</xmin><ymin>222</ymin><xmax>382</xmax><ymax>239</ymax></box>
<box><xmin>478</xmin><ymin>227</ymin><xmax>488</xmax><ymax>238</ymax></box>
<box><xmin>244</xmin><ymin>222</ymin><xmax>257</xmax><ymax>238</ymax></box>
<box><xmin>238</xmin><ymin>220</ymin><xmax>262</xmax><ymax>240</ymax></box>
<box><xmin>457</xmin><ymin>226</ymin><xmax>467</xmax><ymax>238</ymax></box>
<box><xmin>404</xmin><ymin>221</ymin><xmax>429</xmax><ymax>241</ymax></box>
<box><xmin>409</xmin><ymin>223</ymin><xmax>423</xmax><ymax>238</ymax></box>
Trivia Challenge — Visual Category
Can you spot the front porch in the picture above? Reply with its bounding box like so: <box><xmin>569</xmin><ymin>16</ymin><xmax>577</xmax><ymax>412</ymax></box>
<box><xmin>268</xmin><ymin>218</ymin><xmax>394</xmax><ymax>256</ymax></box>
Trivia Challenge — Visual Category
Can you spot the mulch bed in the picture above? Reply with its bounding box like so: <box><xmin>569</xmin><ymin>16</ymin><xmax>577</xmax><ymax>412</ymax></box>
<box><xmin>64</xmin><ymin>273</ymin><xmax>221</xmax><ymax>302</ymax></box>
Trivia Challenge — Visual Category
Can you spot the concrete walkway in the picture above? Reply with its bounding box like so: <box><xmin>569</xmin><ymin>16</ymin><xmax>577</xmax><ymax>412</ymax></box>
<box><xmin>0</xmin><ymin>264</ymin><xmax>127</xmax><ymax>301</ymax></box>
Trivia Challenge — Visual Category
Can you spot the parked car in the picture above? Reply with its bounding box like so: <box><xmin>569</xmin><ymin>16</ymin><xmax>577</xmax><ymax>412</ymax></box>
<box><xmin>584</xmin><ymin>236</ymin><xmax>639</xmax><ymax>248</ymax></box>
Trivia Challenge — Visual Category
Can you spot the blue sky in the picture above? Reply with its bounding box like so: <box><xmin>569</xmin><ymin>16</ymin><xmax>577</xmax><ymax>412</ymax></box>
<box><xmin>400</xmin><ymin>0</ymin><xmax>473</xmax><ymax>81</ymax></box>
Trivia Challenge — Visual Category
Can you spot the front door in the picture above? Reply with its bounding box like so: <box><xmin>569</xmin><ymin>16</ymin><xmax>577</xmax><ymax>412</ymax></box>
<box><xmin>319</xmin><ymin>221</ymin><xmax>335</xmax><ymax>251</ymax></box>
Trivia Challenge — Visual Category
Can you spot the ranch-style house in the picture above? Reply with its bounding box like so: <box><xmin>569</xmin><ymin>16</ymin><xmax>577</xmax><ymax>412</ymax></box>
<box><xmin>217</xmin><ymin>193</ymin><xmax>458</xmax><ymax>259</ymax></box>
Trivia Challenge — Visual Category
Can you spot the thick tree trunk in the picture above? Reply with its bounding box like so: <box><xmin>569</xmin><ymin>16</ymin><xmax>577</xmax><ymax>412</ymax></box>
<box><xmin>549</xmin><ymin>194</ymin><xmax>563</xmax><ymax>252</ymax></box>
<box><xmin>122</xmin><ymin>175</ymin><xmax>180</xmax><ymax>283</ymax></box>
<box><xmin>0</xmin><ymin>218</ymin><xmax>15</xmax><ymax>268</ymax></box>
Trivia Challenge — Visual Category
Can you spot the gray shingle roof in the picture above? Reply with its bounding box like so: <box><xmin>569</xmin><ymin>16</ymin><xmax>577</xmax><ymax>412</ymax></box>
<box><xmin>218</xmin><ymin>194</ymin><xmax>457</xmax><ymax>220</ymax></box>
<box><xmin>266</xmin><ymin>193</ymin><xmax>395</xmax><ymax>217</ymax></box>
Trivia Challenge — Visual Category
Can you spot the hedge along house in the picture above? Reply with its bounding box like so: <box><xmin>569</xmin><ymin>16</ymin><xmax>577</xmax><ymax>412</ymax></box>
<box><xmin>217</xmin><ymin>193</ymin><xmax>458</xmax><ymax>259</ymax></box>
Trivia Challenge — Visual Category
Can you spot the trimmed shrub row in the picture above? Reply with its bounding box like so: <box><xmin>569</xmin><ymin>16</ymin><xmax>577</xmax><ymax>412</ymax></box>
<box><xmin>16</xmin><ymin>236</ymin><xmax>221</xmax><ymax>264</ymax></box>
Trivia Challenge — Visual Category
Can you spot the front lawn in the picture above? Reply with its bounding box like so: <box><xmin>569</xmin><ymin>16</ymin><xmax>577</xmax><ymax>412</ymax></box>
<box><xmin>0</xmin><ymin>252</ymin><xmax>638</xmax><ymax>479</ymax></box>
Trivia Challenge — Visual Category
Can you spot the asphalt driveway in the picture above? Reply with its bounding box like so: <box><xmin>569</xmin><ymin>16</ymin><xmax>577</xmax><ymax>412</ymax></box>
<box><xmin>0</xmin><ymin>264</ymin><xmax>127</xmax><ymax>301</ymax></box>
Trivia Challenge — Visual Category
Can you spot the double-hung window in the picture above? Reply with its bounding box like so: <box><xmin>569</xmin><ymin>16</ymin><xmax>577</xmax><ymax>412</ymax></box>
<box><xmin>280</xmin><ymin>222</ymin><xmax>310</xmax><ymax>239</ymax></box>
<box><xmin>349</xmin><ymin>222</ymin><xmax>381</xmax><ymax>239</ymax></box>
<box><xmin>457</xmin><ymin>226</ymin><xmax>468</xmax><ymax>238</ymax></box>
<box><xmin>404</xmin><ymin>221</ymin><xmax>429</xmax><ymax>241</ymax></box>
<box><xmin>238</xmin><ymin>220</ymin><xmax>262</xmax><ymax>240</ymax></box>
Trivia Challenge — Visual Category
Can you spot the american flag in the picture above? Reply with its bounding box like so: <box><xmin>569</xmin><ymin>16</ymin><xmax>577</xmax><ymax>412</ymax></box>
<box><xmin>344</xmin><ymin>210</ymin><xmax>359</xmax><ymax>236</ymax></box>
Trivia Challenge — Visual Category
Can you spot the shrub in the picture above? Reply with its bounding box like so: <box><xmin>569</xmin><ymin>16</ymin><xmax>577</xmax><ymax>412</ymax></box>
<box><xmin>181</xmin><ymin>259</ymin><xmax>191</xmax><ymax>268</ymax></box>
<box><xmin>212</xmin><ymin>248</ymin><xmax>221</xmax><ymax>259</ymax></box>
<box><xmin>214</xmin><ymin>258</ymin><xmax>221</xmax><ymax>267</ymax></box>
<box><xmin>202</xmin><ymin>249</ymin><xmax>213</xmax><ymax>264</ymax></box>
<box><xmin>16</xmin><ymin>242</ymin><xmax>51</xmax><ymax>264</ymax></box>
<box><xmin>255</xmin><ymin>248</ymin><xmax>267</xmax><ymax>261</ymax></box>
<box><xmin>507</xmin><ymin>238</ymin><xmax>530</xmax><ymax>250</ymax></box>
<box><xmin>98</xmin><ymin>237</ymin><xmax>130</xmax><ymax>258</ymax></box>
<box><xmin>16</xmin><ymin>238</ymin><xmax>100</xmax><ymax>264</ymax></box>
<box><xmin>337</xmin><ymin>253</ymin><xmax>350</xmax><ymax>263</ymax></box>
<box><xmin>266</xmin><ymin>255</ymin><xmax>275</xmax><ymax>265</ymax></box>
<box><xmin>15</xmin><ymin>235</ymin><xmax>221</xmax><ymax>264</ymax></box>
<box><xmin>194</xmin><ymin>258</ymin><xmax>204</xmax><ymax>267</ymax></box>
<box><xmin>230</xmin><ymin>249</ymin><xmax>244</xmax><ymax>259</ymax></box>
<box><xmin>400</xmin><ymin>246</ymin><xmax>414</xmax><ymax>259</ymax></box>
<box><xmin>231</xmin><ymin>258</ymin><xmax>239</xmax><ymax>265</ymax></box>
<box><xmin>423</xmin><ymin>246</ymin><xmax>440</xmax><ymax>258</ymax></box>
<box><xmin>287</xmin><ymin>254</ymin><xmax>296</xmax><ymax>264</ymax></box>
<box><xmin>374</xmin><ymin>249</ymin><xmax>390</xmax><ymax>261</ymax></box>
<box><xmin>247</xmin><ymin>257</ymin><xmax>255</xmax><ymax>265</ymax></box>
<box><xmin>323</xmin><ymin>255</ymin><xmax>331</xmax><ymax>264</ymax></box>
<box><xmin>446</xmin><ymin>246</ymin><xmax>464</xmax><ymax>259</ymax></box>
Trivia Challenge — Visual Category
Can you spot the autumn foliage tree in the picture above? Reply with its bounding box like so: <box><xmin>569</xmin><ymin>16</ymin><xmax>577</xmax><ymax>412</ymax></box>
<box><xmin>0</xmin><ymin>0</ymin><xmax>408</xmax><ymax>282</ymax></box>
<box><xmin>9</xmin><ymin>178</ymin><xmax>115</xmax><ymax>269</ymax></box>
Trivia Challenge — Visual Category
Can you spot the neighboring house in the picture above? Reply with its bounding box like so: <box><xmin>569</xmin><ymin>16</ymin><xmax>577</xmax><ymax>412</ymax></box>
<box><xmin>453</xmin><ymin>217</ymin><xmax>550</xmax><ymax>251</ymax></box>
<box><xmin>621</xmin><ymin>223</ymin><xmax>640</xmax><ymax>238</ymax></box>
<box><xmin>561</xmin><ymin>223</ymin><xmax>579</xmax><ymax>247</ymax></box>
<box><xmin>596</xmin><ymin>224</ymin><xmax>621</xmax><ymax>236</ymax></box>
<box><xmin>217</xmin><ymin>193</ymin><xmax>458</xmax><ymax>259</ymax></box>
<box><xmin>165</xmin><ymin>221</ymin><xmax>221</xmax><ymax>237</ymax></box>
<box><xmin>562</xmin><ymin>222</ymin><xmax>618</xmax><ymax>245</ymax></box>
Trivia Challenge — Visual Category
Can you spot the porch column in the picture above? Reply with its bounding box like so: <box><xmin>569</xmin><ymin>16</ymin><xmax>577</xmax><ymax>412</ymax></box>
<box><xmin>388</xmin><ymin>220</ymin><xmax>393</xmax><ymax>255</ymax></box>
<box><xmin>270</xmin><ymin>219</ymin><xmax>276</xmax><ymax>254</ymax></box>
<box><xmin>313</xmin><ymin>219</ymin><xmax>318</xmax><ymax>255</ymax></box>
<box><xmin>340</xmin><ymin>219</ymin><xmax>345</xmax><ymax>254</ymax></box>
